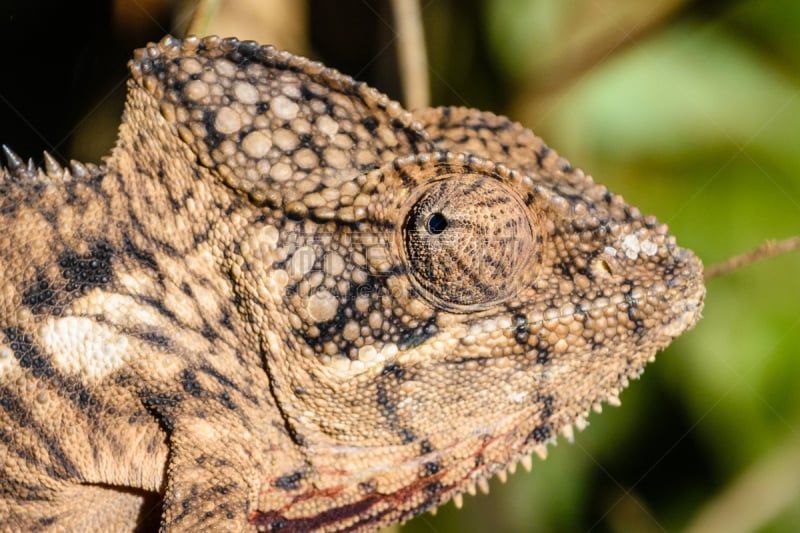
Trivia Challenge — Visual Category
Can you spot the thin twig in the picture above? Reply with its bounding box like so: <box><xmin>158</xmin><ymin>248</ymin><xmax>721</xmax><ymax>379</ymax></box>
<box><xmin>183</xmin><ymin>0</ymin><xmax>221</xmax><ymax>37</ymax></box>
<box><xmin>705</xmin><ymin>236</ymin><xmax>800</xmax><ymax>279</ymax></box>
<box><xmin>391</xmin><ymin>0</ymin><xmax>430</xmax><ymax>109</ymax></box>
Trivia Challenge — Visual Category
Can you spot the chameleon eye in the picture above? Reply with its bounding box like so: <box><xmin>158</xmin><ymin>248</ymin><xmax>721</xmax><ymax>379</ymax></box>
<box><xmin>402</xmin><ymin>174</ymin><xmax>537</xmax><ymax>311</ymax></box>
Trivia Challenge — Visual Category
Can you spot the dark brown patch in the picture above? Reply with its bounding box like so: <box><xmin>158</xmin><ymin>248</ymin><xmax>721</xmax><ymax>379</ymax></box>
<box><xmin>273</xmin><ymin>470</ymin><xmax>304</xmax><ymax>491</ymax></box>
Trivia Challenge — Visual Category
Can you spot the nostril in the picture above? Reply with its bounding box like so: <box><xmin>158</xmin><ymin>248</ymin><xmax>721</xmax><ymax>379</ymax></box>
<box><xmin>591</xmin><ymin>257</ymin><xmax>614</xmax><ymax>278</ymax></box>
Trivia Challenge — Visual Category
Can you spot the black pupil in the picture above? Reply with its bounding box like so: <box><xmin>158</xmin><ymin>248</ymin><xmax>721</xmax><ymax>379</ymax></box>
<box><xmin>426</xmin><ymin>213</ymin><xmax>447</xmax><ymax>235</ymax></box>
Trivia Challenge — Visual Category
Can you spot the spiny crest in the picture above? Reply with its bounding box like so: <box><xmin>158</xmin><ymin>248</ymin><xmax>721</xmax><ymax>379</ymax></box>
<box><xmin>0</xmin><ymin>145</ymin><xmax>97</xmax><ymax>184</ymax></box>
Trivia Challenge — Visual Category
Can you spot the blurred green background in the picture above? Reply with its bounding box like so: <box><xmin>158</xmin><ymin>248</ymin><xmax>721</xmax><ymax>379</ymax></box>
<box><xmin>1</xmin><ymin>1</ymin><xmax>798</xmax><ymax>531</ymax></box>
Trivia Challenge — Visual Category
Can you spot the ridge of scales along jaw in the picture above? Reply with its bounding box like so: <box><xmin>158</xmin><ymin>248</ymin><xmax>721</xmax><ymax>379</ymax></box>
<box><xmin>309</xmin><ymin>244</ymin><xmax>703</xmax><ymax>517</ymax></box>
<box><xmin>408</xmin><ymin>212</ymin><xmax>701</xmax><ymax>515</ymax></box>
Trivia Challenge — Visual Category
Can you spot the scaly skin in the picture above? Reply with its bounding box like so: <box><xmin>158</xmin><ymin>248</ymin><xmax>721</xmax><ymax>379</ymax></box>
<box><xmin>0</xmin><ymin>35</ymin><xmax>704</xmax><ymax>532</ymax></box>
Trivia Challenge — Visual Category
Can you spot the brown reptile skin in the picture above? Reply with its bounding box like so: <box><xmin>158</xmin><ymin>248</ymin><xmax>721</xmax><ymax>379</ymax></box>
<box><xmin>0</xmin><ymin>35</ymin><xmax>704</xmax><ymax>532</ymax></box>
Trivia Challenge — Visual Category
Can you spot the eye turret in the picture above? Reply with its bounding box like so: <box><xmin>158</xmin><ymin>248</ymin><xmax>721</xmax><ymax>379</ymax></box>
<box><xmin>402</xmin><ymin>173</ymin><xmax>538</xmax><ymax>312</ymax></box>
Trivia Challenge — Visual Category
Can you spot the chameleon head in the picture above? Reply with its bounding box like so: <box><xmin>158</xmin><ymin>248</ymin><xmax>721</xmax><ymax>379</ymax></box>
<box><xmin>256</xmin><ymin>149</ymin><xmax>705</xmax><ymax>524</ymax></box>
<box><xmin>127</xmin><ymin>36</ymin><xmax>705</xmax><ymax>529</ymax></box>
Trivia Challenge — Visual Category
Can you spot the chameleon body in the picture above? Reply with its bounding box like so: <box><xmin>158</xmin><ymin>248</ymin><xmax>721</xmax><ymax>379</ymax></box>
<box><xmin>0</xmin><ymin>36</ymin><xmax>704</xmax><ymax>531</ymax></box>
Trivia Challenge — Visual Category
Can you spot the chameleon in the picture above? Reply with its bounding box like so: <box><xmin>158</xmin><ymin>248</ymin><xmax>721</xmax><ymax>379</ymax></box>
<box><xmin>0</xmin><ymin>35</ymin><xmax>705</xmax><ymax>532</ymax></box>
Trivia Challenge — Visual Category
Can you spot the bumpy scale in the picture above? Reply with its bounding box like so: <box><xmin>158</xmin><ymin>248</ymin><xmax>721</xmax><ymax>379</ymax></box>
<box><xmin>0</xmin><ymin>36</ymin><xmax>705</xmax><ymax>532</ymax></box>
